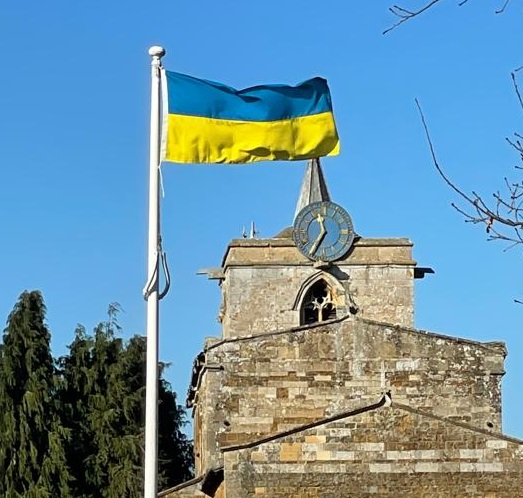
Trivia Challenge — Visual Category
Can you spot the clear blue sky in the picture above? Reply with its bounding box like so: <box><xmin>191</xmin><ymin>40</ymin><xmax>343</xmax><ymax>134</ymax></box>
<box><xmin>1</xmin><ymin>1</ymin><xmax>522</xmax><ymax>437</ymax></box>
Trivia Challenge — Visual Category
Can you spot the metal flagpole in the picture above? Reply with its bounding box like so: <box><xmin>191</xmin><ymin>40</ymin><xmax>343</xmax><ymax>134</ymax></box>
<box><xmin>144</xmin><ymin>45</ymin><xmax>165</xmax><ymax>498</ymax></box>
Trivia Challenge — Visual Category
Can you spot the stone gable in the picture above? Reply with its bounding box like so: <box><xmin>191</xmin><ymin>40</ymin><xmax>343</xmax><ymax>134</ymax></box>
<box><xmin>221</xmin><ymin>402</ymin><xmax>523</xmax><ymax>498</ymax></box>
<box><xmin>192</xmin><ymin>316</ymin><xmax>505</xmax><ymax>474</ymax></box>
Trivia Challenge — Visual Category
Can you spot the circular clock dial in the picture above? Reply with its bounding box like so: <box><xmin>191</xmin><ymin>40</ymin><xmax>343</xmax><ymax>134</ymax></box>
<box><xmin>293</xmin><ymin>201</ymin><xmax>355</xmax><ymax>262</ymax></box>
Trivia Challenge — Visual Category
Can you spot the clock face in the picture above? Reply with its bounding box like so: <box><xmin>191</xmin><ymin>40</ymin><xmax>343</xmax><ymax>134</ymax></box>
<box><xmin>293</xmin><ymin>201</ymin><xmax>355</xmax><ymax>262</ymax></box>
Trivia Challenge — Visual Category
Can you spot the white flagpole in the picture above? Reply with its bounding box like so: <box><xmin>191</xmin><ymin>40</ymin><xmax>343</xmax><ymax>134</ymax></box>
<box><xmin>144</xmin><ymin>45</ymin><xmax>165</xmax><ymax>498</ymax></box>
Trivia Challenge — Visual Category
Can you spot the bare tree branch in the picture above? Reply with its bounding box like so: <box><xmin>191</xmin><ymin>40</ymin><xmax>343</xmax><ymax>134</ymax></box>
<box><xmin>415</xmin><ymin>98</ymin><xmax>523</xmax><ymax>247</ymax></box>
<box><xmin>414</xmin><ymin>99</ymin><xmax>475</xmax><ymax>203</ymax></box>
<box><xmin>495</xmin><ymin>0</ymin><xmax>513</xmax><ymax>14</ymax></box>
<box><xmin>511</xmin><ymin>69</ymin><xmax>523</xmax><ymax>113</ymax></box>
<box><xmin>384</xmin><ymin>0</ymin><xmax>510</xmax><ymax>35</ymax></box>
<box><xmin>384</xmin><ymin>0</ymin><xmax>444</xmax><ymax>34</ymax></box>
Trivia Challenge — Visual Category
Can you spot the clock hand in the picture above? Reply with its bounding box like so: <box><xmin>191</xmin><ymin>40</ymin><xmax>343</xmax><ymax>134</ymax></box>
<box><xmin>308</xmin><ymin>214</ymin><xmax>327</xmax><ymax>256</ymax></box>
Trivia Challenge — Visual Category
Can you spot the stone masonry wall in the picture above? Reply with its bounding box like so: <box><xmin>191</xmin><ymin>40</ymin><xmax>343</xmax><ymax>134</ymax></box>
<box><xmin>223</xmin><ymin>404</ymin><xmax>523</xmax><ymax>498</ymax></box>
<box><xmin>220</xmin><ymin>237</ymin><xmax>416</xmax><ymax>338</ymax></box>
<box><xmin>193</xmin><ymin>339</ymin><xmax>227</xmax><ymax>475</ymax></box>
<box><xmin>195</xmin><ymin>317</ymin><xmax>505</xmax><ymax>469</ymax></box>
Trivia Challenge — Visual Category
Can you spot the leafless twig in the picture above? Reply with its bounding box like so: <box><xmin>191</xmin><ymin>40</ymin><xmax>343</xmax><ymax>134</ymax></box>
<box><xmin>384</xmin><ymin>0</ymin><xmax>510</xmax><ymax>34</ymax></box>
<box><xmin>511</xmin><ymin>67</ymin><xmax>523</xmax><ymax>113</ymax></box>
<box><xmin>384</xmin><ymin>0</ymin><xmax>444</xmax><ymax>34</ymax></box>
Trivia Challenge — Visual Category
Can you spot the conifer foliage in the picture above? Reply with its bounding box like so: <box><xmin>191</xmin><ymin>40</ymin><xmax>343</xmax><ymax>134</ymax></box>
<box><xmin>0</xmin><ymin>293</ymin><xmax>194</xmax><ymax>497</ymax></box>
<box><xmin>0</xmin><ymin>291</ymin><xmax>71</xmax><ymax>497</ymax></box>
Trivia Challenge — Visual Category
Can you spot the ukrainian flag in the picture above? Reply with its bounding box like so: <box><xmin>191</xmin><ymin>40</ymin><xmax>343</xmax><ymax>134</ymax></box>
<box><xmin>161</xmin><ymin>70</ymin><xmax>340</xmax><ymax>164</ymax></box>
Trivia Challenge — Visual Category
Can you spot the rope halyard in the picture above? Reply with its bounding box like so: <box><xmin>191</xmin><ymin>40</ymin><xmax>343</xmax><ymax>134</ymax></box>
<box><xmin>142</xmin><ymin>237</ymin><xmax>171</xmax><ymax>301</ymax></box>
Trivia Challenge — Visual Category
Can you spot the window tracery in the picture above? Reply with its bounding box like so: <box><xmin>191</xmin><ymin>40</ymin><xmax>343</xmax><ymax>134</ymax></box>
<box><xmin>301</xmin><ymin>280</ymin><xmax>337</xmax><ymax>325</ymax></box>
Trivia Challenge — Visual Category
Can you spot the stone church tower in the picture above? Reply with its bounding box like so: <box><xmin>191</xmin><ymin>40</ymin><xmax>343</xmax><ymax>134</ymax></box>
<box><xmin>162</xmin><ymin>161</ymin><xmax>523</xmax><ymax>498</ymax></box>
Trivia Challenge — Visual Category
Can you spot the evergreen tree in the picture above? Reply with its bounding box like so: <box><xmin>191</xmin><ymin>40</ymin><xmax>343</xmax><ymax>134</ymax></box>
<box><xmin>60</xmin><ymin>307</ymin><xmax>139</xmax><ymax>497</ymax></box>
<box><xmin>0</xmin><ymin>291</ymin><xmax>71</xmax><ymax>497</ymax></box>
<box><xmin>157</xmin><ymin>372</ymin><xmax>194</xmax><ymax>488</ymax></box>
<box><xmin>58</xmin><ymin>325</ymin><xmax>97</xmax><ymax>498</ymax></box>
<box><xmin>59</xmin><ymin>305</ymin><xmax>193</xmax><ymax>497</ymax></box>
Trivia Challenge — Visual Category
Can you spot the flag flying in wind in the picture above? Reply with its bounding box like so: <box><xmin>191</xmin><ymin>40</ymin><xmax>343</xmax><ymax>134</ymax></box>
<box><xmin>161</xmin><ymin>70</ymin><xmax>340</xmax><ymax>164</ymax></box>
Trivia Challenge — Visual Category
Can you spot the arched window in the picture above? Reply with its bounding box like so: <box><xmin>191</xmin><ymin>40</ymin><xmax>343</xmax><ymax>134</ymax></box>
<box><xmin>301</xmin><ymin>279</ymin><xmax>337</xmax><ymax>325</ymax></box>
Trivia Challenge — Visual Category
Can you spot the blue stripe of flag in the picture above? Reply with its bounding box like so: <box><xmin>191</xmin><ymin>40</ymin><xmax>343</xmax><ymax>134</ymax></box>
<box><xmin>165</xmin><ymin>71</ymin><xmax>334</xmax><ymax>122</ymax></box>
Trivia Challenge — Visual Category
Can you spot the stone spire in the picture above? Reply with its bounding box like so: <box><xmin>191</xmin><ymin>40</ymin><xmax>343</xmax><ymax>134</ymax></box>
<box><xmin>293</xmin><ymin>158</ymin><xmax>331</xmax><ymax>221</ymax></box>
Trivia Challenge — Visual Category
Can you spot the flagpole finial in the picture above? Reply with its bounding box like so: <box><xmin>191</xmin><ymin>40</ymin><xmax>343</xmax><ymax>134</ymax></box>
<box><xmin>148</xmin><ymin>46</ymin><xmax>166</xmax><ymax>59</ymax></box>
